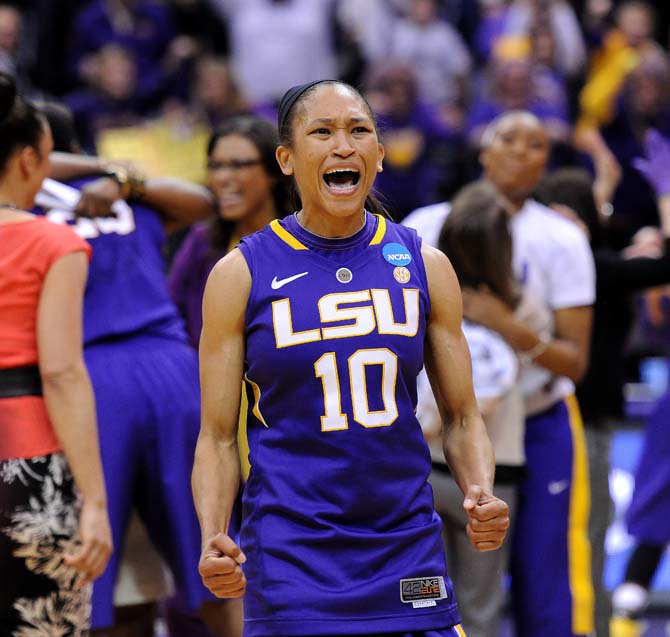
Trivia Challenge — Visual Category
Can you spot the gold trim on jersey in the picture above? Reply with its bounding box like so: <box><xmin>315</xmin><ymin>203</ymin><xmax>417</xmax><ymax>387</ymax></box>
<box><xmin>270</xmin><ymin>219</ymin><xmax>308</xmax><ymax>250</ymax></box>
<box><xmin>243</xmin><ymin>374</ymin><xmax>269</xmax><ymax>428</ymax></box>
<box><xmin>566</xmin><ymin>394</ymin><xmax>595</xmax><ymax>635</ymax></box>
<box><xmin>270</xmin><ymin>214</ymin><xmax>386</xmax><ymax>249</ymax></box>
<box><xmin>368</xmin><ymin>214</ymin><xmax>386</xmax><ymax>245</ymax></box>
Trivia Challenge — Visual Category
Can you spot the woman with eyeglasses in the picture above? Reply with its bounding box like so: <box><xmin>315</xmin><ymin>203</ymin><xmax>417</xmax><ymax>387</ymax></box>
<box><xmin>168</xmin><ymin>115</ymin><xmax>293</xmax><ymax>349</ymax></box>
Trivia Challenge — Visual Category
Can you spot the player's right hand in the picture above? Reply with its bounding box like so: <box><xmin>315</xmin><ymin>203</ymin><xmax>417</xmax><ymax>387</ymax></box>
<box><xmin>199</xmin><ymin>532</ymin><xmax>247</xmax><ymax>598</ymax></box>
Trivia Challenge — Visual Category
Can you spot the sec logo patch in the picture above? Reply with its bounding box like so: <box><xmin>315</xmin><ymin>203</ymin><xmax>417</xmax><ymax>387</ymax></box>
<box><xmin>393</xmin><ymin>266</ymin><xmax>411</xmax><ymax>283</ymax></box>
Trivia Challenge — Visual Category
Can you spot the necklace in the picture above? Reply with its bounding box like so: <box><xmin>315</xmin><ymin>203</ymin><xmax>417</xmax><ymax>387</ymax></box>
<box><xmin>295</xmin><ymin>210</ymin><xmax>367</xmax><ymax>239</ymax></box>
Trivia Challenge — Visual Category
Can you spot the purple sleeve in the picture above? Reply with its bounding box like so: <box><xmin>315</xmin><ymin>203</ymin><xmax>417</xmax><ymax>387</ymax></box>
<box><xmin>168</xmin><ymin>223</ymin><xmax>212</xmax><ymax>348</ymax></box>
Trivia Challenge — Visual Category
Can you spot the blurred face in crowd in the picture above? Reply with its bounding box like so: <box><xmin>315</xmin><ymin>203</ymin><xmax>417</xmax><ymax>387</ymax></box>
<box><xmin>480</xmin><ymin>112</ymin><xmax>549</xmax><ymax>204</ymax></box>
<box><xmin>366</xmin><ymin>64</ymin><xmax>417</xmax><ymax>118</ymax></box>
<box><xmin>617</xmin><ymin>3</ymin><xmax>654</xmax><ymax>48</ymax></box>
<box><xmin>207</xmin><ymin>134</ymin><xmax>274</xmax><ymax>224</ymax></box>
<box><xmin>0</xmin><ymin>6</ymin><xmax>21</xmax><ymax>54</ymax></box>
<box><xmin>627</xmin><ymin>57</ymin><xmax>669</xmax><ymax>118</ymax></box>
<box><xmin>97</xmin><ymin>45</ymin><xmax>137</xmax><ymax>100</ymax></box>
<box><xmin>195</xmin><ymin>58</ymin><xmax>236</xmax><ymax>111</ymax></box>
<box><xmin>495</xmin><ymin>58</ymin><xmax>532</xmax><ymax>107</ymax></box>
<box><xmin>409</xmin><ymin>0</ymin><xmax>438</xmax><ymax>26</ymax></box>
<box><xmin>531</xmin><ymin>26</ymin><xmax>556</xmax><ymax>68</ymax></box>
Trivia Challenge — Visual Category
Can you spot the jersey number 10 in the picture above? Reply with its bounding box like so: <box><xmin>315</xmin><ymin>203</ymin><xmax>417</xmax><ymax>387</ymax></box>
<box><xmin>314</xmin><ymin>348</ymin><xmax>398</xmax><ymax>431</ymax></box>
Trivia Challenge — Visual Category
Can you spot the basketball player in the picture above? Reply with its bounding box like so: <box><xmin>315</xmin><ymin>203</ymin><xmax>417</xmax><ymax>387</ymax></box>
<box><xmin>33</xmin><ymin>104</ymin><xmax>241</xmax><ymax>637</ymax></box>
<box><xmin>193</xmin><ymin>79</ymin><xmax>509</xmax><ymax>637</ymax></box>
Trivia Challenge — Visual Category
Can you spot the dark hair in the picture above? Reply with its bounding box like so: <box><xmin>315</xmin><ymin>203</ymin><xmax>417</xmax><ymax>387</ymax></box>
<box><xmin>277</xmin><ymin>79</ymin><xmax>389</xmax><ymax>218</ymax></box>
<box><xmin>206</xmin><ymin>114</ymin><xmax>293</xmax><ymax>253</ymax></box>
<box><xmin>35</xmin><ymin>101</ymin><xmax>80</xmax><ymax>153</ymax></box>
<box><xmin>0</xmin><ymin>73</ymin><xmax>47</xmax><ymax>174</ymax></box>
<box><xmin>438</xmin><ymin>181</ymin><xmax>520</xmax><ymax>309</ymax></box>
<box><xmin>535</xmin><ymin>168</ymin><xmax>603</xmax><ymax>248</ymax></box>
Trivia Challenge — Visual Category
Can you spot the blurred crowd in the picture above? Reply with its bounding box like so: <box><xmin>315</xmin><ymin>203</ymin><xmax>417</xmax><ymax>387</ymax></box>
<box><xmin>3</xmin><ymin>1</ymin><xmax>670</xmax><ymax>637</ymax></box>
<box><xmin>2</xmin><ymin>0</ymin><xmax>667</xmax><ymax>238</ymax></box>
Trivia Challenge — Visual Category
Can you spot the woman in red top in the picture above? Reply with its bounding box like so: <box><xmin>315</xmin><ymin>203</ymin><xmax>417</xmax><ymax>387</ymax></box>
<box><xmin>0</xmin><ymin>72</ymin><xmax>112</xmax><ymax>635</ymax></box>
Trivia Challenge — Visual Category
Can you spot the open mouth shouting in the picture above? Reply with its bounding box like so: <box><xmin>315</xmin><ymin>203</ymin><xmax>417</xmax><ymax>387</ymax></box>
<box><xmin>323</xmin><ymin>168</ymin><xmax>361</xmax><ymax>195</ymax></box>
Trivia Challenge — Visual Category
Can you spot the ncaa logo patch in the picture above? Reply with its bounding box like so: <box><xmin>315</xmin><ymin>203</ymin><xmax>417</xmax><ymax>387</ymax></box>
<box><xmin>393</xmin><ymin>266</ymin><xmax>411</xmax><ymax>283</ymax></box>
<box><xmin>382</xmin><ymin>242</ymin><xmax>412</xmax><ymax>267</ymax></box>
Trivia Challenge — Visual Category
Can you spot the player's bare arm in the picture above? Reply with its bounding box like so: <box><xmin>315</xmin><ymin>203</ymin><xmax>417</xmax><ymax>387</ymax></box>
<box><xmin>422</xmin><ymin>244</ymin><xmax>510</xmax><ymax>552</ymax></box>
<box><xmin>193</xmin><ymin>248</ymin><xmax>249</xmax><ymax>597</ymax></box>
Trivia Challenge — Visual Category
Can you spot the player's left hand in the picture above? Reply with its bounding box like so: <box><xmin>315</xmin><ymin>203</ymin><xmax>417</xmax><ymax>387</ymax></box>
<box><xmin>462</xmin><ymin>485</ymin><xmax>510</xmax><ymax>552</ymax></box>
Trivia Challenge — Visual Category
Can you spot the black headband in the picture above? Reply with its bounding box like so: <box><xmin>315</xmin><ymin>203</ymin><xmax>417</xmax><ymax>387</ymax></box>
<box><xmin>277</xmin><ymin>79</ymin><xmax>335</xmax><ymax>134</ymax></box>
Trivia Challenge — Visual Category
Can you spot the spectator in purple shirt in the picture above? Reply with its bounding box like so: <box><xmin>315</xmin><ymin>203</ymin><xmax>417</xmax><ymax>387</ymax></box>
<box><xmin>64</xmin><ymin>44</ymin><xmax>146</xmax><ymax>153</ymax></box>
<box><xmin>68</xmin><ymin>0</ymin><xmax>194</xmax><ymax>107</ymax></box>
<box><xmin>466</xmin><ymin>37</ymin><xmax>571</xmax><ymax>150</ymax></box>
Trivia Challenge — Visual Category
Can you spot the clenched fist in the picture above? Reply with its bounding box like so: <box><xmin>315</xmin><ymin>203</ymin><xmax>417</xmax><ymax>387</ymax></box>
<box><xmin>199</xmin><ymin>532</ymin><xmax>247</xmax><ymax>598</ymax></box>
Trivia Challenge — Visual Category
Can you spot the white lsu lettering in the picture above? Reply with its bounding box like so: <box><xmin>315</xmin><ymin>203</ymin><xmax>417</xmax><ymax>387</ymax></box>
<box><xmin>272</xmin><ymin>288</ymin><xmax>420</xmax><ymax>349</ymax></box>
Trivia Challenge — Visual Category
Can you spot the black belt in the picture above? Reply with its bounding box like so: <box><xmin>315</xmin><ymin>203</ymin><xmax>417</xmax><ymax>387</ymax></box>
<box><xmin>0</xmin><ymin>365</ymin><xmax>43</xmax><ymax>398</ymax></box>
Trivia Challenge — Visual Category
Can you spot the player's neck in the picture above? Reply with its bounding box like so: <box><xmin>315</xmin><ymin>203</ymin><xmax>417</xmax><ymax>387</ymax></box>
<box><xmin>296</xmin><ymin>208</ymin><xmax>366</xmax><ymax>239</ymax></box>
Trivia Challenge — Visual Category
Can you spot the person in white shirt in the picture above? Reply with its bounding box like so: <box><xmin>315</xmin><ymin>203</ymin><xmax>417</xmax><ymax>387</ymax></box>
<box><xmin>361</xmin><ymin>0</ymin><xmax>472</xmax><ymax>113</ymax></box>
<box><xmin>414</xmin><ymin>181</ymin><xmax>525</xmax><ymax>637</ymax></box>
<box><xmin>404</xmin><ymin>111</ymin><xmax>596</xmax><ymax>637</ymax></box>
<box><xmin>207</xmin><ymin>0</ymin><xmax>339</xmax><ymax>106</ymax></box>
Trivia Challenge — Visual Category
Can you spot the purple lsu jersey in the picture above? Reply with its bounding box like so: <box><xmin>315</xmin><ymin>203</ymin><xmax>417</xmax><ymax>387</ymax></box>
<box><xmin>237</xmin><ymin>212</ymin><xmax>460</xmax><ymax>636</ymax></box>
<box><xmin>34</xmin><ymin>178</ymin><xmax>186</xmax><ymax>345</ymax></box>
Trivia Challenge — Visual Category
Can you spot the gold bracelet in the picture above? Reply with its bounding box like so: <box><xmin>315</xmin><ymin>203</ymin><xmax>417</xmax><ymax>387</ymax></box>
<box><xmin>104</xmin><ymin>164</ymin><xmax>131</xmax><ymax>199</ymax></box>
<box><xmin>127</xmin><ymin>171</ymin><xmax>145</xmax><ymax>201</ymax></box>
<box><xmin>104</xmin><ymin>164</ymin><xmax>145</xmax><ymax>201</ymax></box>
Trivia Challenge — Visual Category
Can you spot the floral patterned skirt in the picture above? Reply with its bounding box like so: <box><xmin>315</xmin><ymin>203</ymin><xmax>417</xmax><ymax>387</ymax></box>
<box><xmin>0</xmin><ymin>453</ymin><xmax>91</xmax><ymax>636</ymax></box>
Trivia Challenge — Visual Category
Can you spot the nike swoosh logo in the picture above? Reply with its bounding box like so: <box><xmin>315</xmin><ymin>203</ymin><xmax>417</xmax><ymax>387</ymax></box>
<box><xmin>271</xmin><ymin>271</ymin><xmax>309</xmax><ymax>289</ymax></box>
<box><xmin>548</xmin><ymin>479</ymin><xmax>569</xmax><ymax>495</ymax></box>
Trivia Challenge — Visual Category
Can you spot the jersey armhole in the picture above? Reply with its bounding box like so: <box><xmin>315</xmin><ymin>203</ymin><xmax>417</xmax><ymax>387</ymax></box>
<box><xmin>413</xmin><ymin>234</ymin><xmax>432</xmax><ymax>320</ymax></box>
<box><xmin>236</xmin><ymin>238</ymin><xmax>257</xmax><ymax>331</ymax></box>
